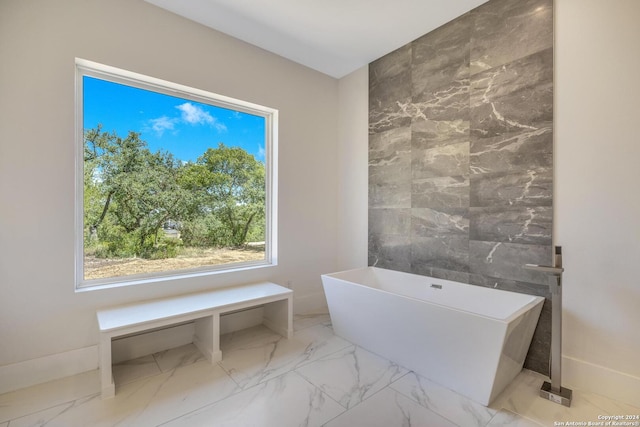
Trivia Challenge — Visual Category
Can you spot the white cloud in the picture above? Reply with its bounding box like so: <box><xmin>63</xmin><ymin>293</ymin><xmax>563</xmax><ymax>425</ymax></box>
<box><xmin>176</xmin><ymin>102</ymin><xmax>213</xmax><ymax>125</ymax></box>
<box><xmin>147</xmin><ymin>103</ymin><xmax>228</xmax><ymax>138</ymax></box>
<box><xmin>149</xmin><ymin>116</ymin><xmax>177</xmax><ymax>136</ymax></box>
<box><xmin>176</xmin><ymin>102</ymin><xmax>227</xmax><ymax>132</ymax></box>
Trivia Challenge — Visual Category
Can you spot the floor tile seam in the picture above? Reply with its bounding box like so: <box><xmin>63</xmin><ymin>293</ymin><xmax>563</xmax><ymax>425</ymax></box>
<box><xmin>292</xmin><ymin>319</ymin><xmax>327</xmax><ymax>332</ymax></box>
<box><xmin>2</xmin><ymin>395</ymin><xmax>87</xmax><ymax>427</ymax></box>
<box><xmin>148</xmin><ymin>360</ymin><xmax>261</xmax><ymax>427</ymax></box>
<box><xmin>489</xmin><ymin>408</ymin><xmax>545</xmax><ymax>427</ymax></box>
<box><xmin>388</xmin><ymin>381</ymin><xmax>474</xmax><ymax>427</ymax></box>
<box><xmin>291</xmin><ymin>323</ymin><xmax>334</xmax><ymax>339</ymax></box>
<box><xmin>155</xmin><ymin>371</ymin><xmax>337</xmax><ymax>427</ymax></box>
<box><xmin>115</xmin><ymin>364</ymin><xmax>166</xmax><ymax>388</ymax></box>
<box><xmin>214</xmin><ymin>360</ymin><xmax>243</xmax><ymax>390</ymax></box>
<box><xmin>320</xmin><ymin>382</ymin><xmax>450</xmax><ymax>427</ymax></box>
<box><xmin>154</xmin><ymin>395</ymin><xmax>220</xmax><ymax>427</ymax></box>
<box><xmin>391</xmin><ymin>387</ymin><xmax>473</xmax><ymax>427</ymax></box>
<box><xmin>151</xmin><ymin>351</ymin><xmax>165</xmax><ymax>373</ymax></box>
<box><xmin>292</xmin><ymin>367</ymin><xmax>351</xmax><ymax>411</ymax></box>
<box><xmin>0</xmin><ymin>391</ymin><xmax>102</xmax><ymax>425</ymax></box>
<box><xmin>293</xmin><ymin>343</ymin><xmax>357</xmax><ymax>372</ymax></box>
<box><xmin>290</xmin><ymin>370</ymin><xmax>349</xmax><ymax>415</ymax></box>
<box><xmin>217</xmin><ymin>357</ymin><xmax>303</xmax><ymax>392</ymax></box>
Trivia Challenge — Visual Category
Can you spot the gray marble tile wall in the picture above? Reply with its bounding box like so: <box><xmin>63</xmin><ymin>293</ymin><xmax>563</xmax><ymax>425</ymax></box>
<box><xmin>368</xmin><ymin>0</ymin><xmax>554</xmax><ymax>375</ymax></box>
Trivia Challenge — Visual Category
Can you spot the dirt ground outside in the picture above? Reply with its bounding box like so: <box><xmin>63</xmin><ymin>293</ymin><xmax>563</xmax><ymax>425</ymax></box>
<box><xmin>84</xmin><ymin>246</ymin><xmax>265</xmax><ymax>280</ymax></box>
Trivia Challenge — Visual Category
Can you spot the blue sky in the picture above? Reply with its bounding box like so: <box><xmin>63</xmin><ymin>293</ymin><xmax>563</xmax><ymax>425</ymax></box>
<box><xmin>83</xmin><ymin>76</ymin><xmax>266</xmax><ymax>163</ymax></box>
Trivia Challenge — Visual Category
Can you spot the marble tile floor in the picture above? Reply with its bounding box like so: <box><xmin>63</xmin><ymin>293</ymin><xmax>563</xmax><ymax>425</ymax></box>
<box><xmin>0</xmin><ymin>314</ymin><xmax>637</xmax><ymax>427</ymax></box>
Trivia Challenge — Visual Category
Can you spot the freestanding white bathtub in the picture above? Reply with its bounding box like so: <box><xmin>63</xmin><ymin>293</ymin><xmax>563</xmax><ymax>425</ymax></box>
<box><xmin>321</xmin><ymin>267</ymin><xmax>544</xmax><ymax>406</ymax></box>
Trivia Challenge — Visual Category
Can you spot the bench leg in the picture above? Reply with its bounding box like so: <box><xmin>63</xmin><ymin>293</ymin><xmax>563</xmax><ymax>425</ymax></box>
<box><xmin>99</xmin><ymin>335</ymin><xmax>115</xmax><ymax>399</ymax></box>
<box><xmin>211</xmin><ymin>313</ymin><xmax>222</xmax><ymax>361</ymax></box>
<box><xmin>263</xmin><ymin>296</ymin><xmax>293</xmax><ymax>339</ymax></box>
<box><xmin>194</xmin><ymin>314</ymin><xmax>222</xmax><ymax>363</ymax></box>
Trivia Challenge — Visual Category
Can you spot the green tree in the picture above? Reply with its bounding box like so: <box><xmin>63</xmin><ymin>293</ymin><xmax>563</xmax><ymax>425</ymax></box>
<box><xmin>84</xmin><ymin>128</ymin><xmax>265</xmax><ymax>259</ymax></box>
<box><xmin>84</xmin><ymin>126</ymin><xmax>187</xmax><ymax>258</ymax></box>
<box><xmin>183</xmin><ymin>143</ymin><xmax>265</xmax><ymax>247</ymax></box>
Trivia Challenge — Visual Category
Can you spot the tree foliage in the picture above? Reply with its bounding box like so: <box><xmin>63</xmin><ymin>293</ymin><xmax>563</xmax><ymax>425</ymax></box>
<box><xmin>84</xmin><ymin>126</ymin><xmax>265</xmax><ymax>259</ymax></box>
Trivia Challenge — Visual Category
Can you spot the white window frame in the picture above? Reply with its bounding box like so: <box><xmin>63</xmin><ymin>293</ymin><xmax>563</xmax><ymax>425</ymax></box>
<box><xmin>75</xmin><ymin>58</ymin><xmax>278</xmax><ymax>291</ymax></box>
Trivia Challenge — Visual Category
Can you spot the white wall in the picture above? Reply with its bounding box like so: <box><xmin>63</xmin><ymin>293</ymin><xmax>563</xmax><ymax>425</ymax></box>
<box><xmin>336</xmin><ymin>66</ymin><xmax>369</xmax><ymax>272</ymax></box>
<box><xmin>555</xmin><ymin>0</ymin><xmax>640</xmax><ymax>406</ymax></box>
<box><xmin>0</xmin><ymin>0</ymin><xmax>339</xmax><ymax>386</ymax></box>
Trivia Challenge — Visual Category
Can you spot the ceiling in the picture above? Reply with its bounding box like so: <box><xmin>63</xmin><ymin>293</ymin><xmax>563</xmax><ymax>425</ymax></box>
<box><xmin>144</xmin><ymin>0</ymin><xmax>489</xmax><ymax>79</ymax></box>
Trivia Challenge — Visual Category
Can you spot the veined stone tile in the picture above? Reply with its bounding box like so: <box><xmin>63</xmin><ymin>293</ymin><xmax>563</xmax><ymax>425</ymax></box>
<box><xmin>469</xmin><ymin>206</ymin><xmax>552</xmax><ymax>245</ymax></box>
<box><xmin>411</xmin><ymin>207</ymin><xmax>469</xmax><ymax>238</ymax></box>
<box><xmin>412</xmin><ymin>12</ymin><xmax>471</xmax><ymax>96</ymax></box>
<box><xmin>153</xmin><ymin>343</ymin><xmax>205</xmax><ymax>373</ymax></box>
<box><xmin>486</xmin><ymin>409</ymin><xmax>544</xmax><ymax>427</ymax></box>
<box><xmin>324</xmin><ymin>387</ymin><xmax>457</xmax><ymax>427</ymax></box>
<box><xmin>296</xmin><ymin>345</ymin><xmax>407</xmax><ymax>409</ymax></box>
<box><xmin>422</xmin><ymin>267</ymin><xmax>471</xmax><ymax>283</ymax></box>
<box><xmin>471</xmin><ymin>48</ymin><xmax>553</xmax><ymax>105</ymax></box>
<box><xmin>470</xmin><ymin>0</ymin><xmax>553</xmax><ymax>75</ymax></box>
<box><xmin>112</xmin><ymin>354</ymin><xmax>160</xmax><ymax>386</ymax></box>
<box><xmin>471</xmin><ymin>103</ymin><xmax>551</xmax><ymax>143</ymax></box>
<box><xmin>370</xmin><ymin>43</ymin><xmax>411</xmax><ymax>89</ymax></box>
<box><xmin>411</xmin><ymin>116</ymin><xmax>469</xmax><ymax>150</ymax></box>
<box><xmin>470</xmin><ymin>49</ymin><xmax>553</xmax><ymax>140</ymax></box>
<box><xmin>468</xmin><ymin>273</ymin><xmax>549</xmax><ymax>299</ymax></box>
<box><xmin>219</xmin><ymin>323</ymin><xmax>280</xmax><ymax>353</ymax></box>
<box><xmin>293</xmin><ymin>314</ymin><xmax>331</xmax><ymax>332</ymax></box>
<box><xmin>368</xmin><ymin>233</ymin><xmax>411</xmax><ymax>272</ymax></box>
<box><xmin>470</xmin><ymin>126</ymin><xmax>552</xmax><ymax>175</ymax></box>
<box><xmin>369</xmin><ymin>151</ymin><xmax>410</xmax><ymax>182</ymax></box>
<box><xmin>469</xmin><ymin>167</ymin><xmax>552</xmax><ymax>207</ymax></box>
<box><xmin>370</xmin><ymin>52</ymin><xmax>411</xmax><ymax>134</ymax></box>
<box><xmin>391</xmin><ymin>372</ymin><xmax>497</xmax><ymax>427</ymax></box>
<box><xmin>412</xmin><ymin>175</ymin><xmax>469</xmax><ymax>209</ymax></box>
<box><xmin>7</xmin><ymin>360</ymin><xmax>240</xmax><ymax>427</ymax></box>
<box><xmin>468</xmin><ymin>241</ymin><xmax>551</xmax><ymax>286</ymax></box>
<box><xmin>413</xmin><ymin>78</ymin><xmax>470</xmax><ymax>118</ymax></box>
<box><xmin>369</xmin><ymin>180</ymin><xmax>411</xmax><ymax>209</ymax></box>
<box><xmin>163</xmin><ymin>372</ymin><xmax>344</xmax><ymax>427</ymax></box>
<box><xmin>411</xmin><ymin>236</ymin><xmax>469</xmax><ymax>273</ymax></box>
<box><xmin>369</xmin><ymin>129</ymin><xmax>412</xmax><ymax>208</ymax></box>
<box><xmin>369</xmin><ymin>126</ymin><xmax>410</xmax><ymax>161</ymax></box>
<box><xmin>369</xmin><ymin>208</ymin><xmax>411</xmax><ymax>236</ymax></box>
<box><xmin>412</xmin><ymin>141</ymin><xmax>469</xmax><ymax>180</ymax></box>
<box><xmin>0</xmin><ymin>370</ymin><xmax>100</xmax><ymax>424</ymax></box>
<box><xmin>218</xmin><ymin>324</ymin><xmax>351</xmax><ymax>390</ymax></box>
<box><xmin>369</xmin><ymin>99</ymin><xmax>413</xmax><ymax>135</ymax></box>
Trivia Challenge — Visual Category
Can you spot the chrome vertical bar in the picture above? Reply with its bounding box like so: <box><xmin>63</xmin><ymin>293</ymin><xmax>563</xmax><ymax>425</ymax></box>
<box><xmin>524</xmin><ymin>245</ymin><xmax>572</xmax><ymax>406</ymax></box>
<box><xmin>549</xmin><ymin>273</ymin><xmax>562</xmax><ymax>393</ymax></box>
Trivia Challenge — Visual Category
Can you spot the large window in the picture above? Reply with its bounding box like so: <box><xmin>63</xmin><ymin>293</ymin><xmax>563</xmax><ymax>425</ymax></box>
<box><xmin>75</xmin><ymin>59</ymin><xmax>277</xmax><ymax>290</ymax></box>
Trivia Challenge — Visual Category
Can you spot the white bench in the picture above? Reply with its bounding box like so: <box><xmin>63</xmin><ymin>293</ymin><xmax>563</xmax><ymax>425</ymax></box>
<box><xmin>96</xmin><ymin>282</ymin><xmax>293</xmax><ymax>398</ymax></box>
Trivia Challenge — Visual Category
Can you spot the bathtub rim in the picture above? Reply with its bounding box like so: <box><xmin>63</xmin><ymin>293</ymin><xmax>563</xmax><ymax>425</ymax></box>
<box><xmin>322</xmin><ymin>266</ymin><xmax>545</xmax><ymax>324</ymax></box>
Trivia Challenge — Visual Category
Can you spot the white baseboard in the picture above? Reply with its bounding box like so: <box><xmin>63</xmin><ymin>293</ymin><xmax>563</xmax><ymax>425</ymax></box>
<box><xmin>563</xmin><ymin>355</ymin><xmax>640</xmax><ymax>408</ymax></box>
<box><xmin>293</xmin><ymin>291</ymin><xmax>328</xmax><ymax>315</ymax></box>
<box><xmin>0</xmin><ymin>307</ymin><xmax>269</xmax><ymax>394</ymax></box>
<box><xmin>0</xmin><ymin>346</ymin><xmax>99</xmax><ymax>395</ymax></box>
